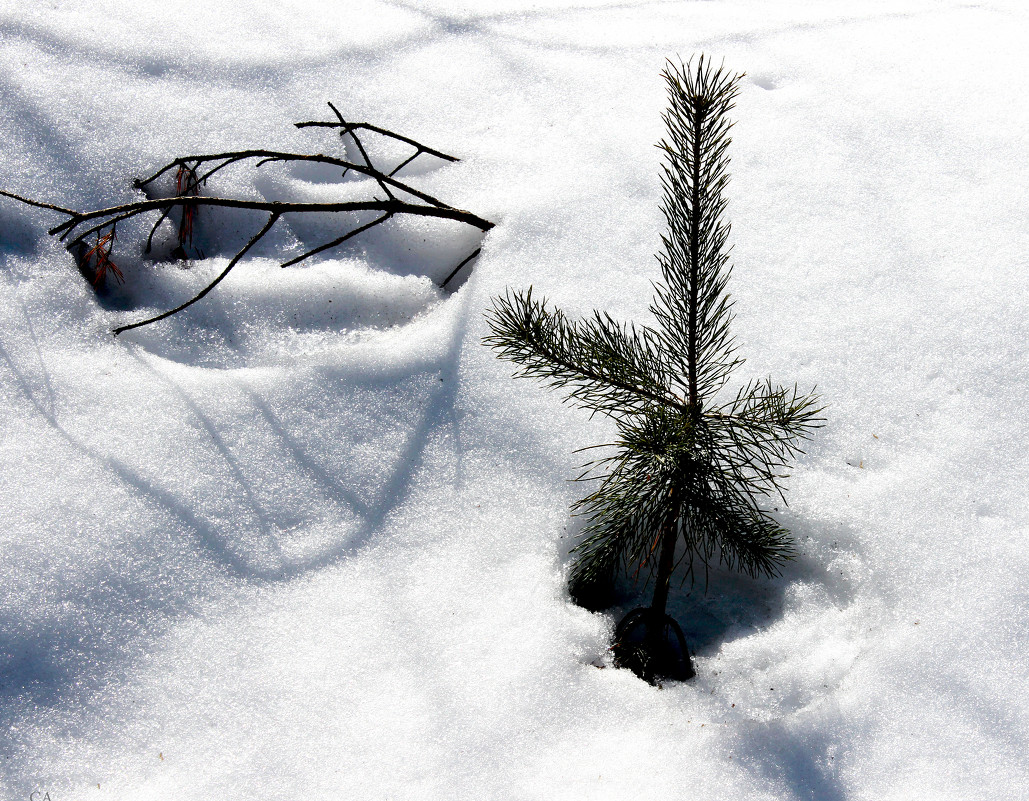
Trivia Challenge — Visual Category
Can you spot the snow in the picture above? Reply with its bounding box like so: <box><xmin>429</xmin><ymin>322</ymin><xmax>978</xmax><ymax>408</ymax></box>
<box><xmin>3</xmin><ymin>0</ymin><xmax>1029</xmax><ymax>798</ymax></box>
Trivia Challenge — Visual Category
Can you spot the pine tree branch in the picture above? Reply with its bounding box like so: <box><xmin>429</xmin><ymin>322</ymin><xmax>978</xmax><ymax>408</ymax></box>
<box><xmin>485</xmin><ymin>288</ymin><xmax>687</xmax><ymax>417</ymax></box>
<box><xmin>652</xmin><ymin>56</ymin><xmax>744</xmax><ymax>403</ymax></box>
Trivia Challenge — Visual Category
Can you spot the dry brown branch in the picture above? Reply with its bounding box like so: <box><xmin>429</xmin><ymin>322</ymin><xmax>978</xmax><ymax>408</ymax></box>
<box><xmin>294</xmin><ymin>101</ymin><xmax>460</xmax><ymax>171</ymax></box>
<box><xmin>0</xmin><ymin>104</ymin><xmax>494</xmax><ymax>335</ymax></box>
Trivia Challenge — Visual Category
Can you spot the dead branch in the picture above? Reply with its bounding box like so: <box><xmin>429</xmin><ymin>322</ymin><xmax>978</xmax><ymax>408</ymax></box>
<box><xmin>133</xmin><ymin>150</ymin><xmax>454</xmax><ymax>209</ymax></box>
<box><xmin>47</xmin><ymin>196</ymin><xmax>492</xmax><ymax>245</ymax></box>
<box><xmin>295</xmin><ymin>101</ymin><xmax>460</xmax><ymax>176</ymax></box>
<box><xmin>0</xmin><ymin>189</ymin><xmax>76</xmax><ymax>216</ymax></box>
<box><xmin>0</xmin><ymin>104</ymin><xmax>494</xmax><ymax>336</ymax></box>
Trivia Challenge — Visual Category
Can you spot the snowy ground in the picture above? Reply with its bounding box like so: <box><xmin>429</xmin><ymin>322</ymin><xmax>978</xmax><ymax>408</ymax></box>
<box><xmin>2</xmin><ymin>1</ymin><xmax>1029</xmax><ymax>798</ymax></box>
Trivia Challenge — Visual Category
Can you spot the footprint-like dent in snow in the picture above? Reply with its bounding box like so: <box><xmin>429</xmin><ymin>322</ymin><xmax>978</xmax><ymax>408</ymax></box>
<box><xmin>118</xmin><ymin>257</ymin><xmax>449</xmax><ymax>368</ymax></box>
<box><xmin>105</xmin><ymin>156</ymin><xmax>485</xmax><ymax>368</ymax></box>
<box><xmin>589</xmin><ymin>519</ymin><xmax>870</xmax><ymax>717</ymax></box>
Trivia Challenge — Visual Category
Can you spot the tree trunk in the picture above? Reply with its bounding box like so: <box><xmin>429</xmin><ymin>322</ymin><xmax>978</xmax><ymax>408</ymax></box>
<box><xmin>650</xmin><ymin>519</ymin><xmax>677</xmax><ymax>620</ymax></box>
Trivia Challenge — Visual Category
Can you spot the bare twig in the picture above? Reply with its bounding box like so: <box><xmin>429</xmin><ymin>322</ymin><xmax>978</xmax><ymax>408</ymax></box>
<box><xmin>295</xmin><ymin>103</ymin><xmax>459</xmax><ymax>166</ymax></box>
<box><xmin>323</xmin><ymin>102</ymin><xmax>394</xmax><ymax>201</ymax></box>
<box><xmin>134</xmin><ymin>150</ymin><xmax>450</xmax><ymax>209</ymax></box>
<box><xmin>143</xmin><ymin>204</ymin><xmax>176</xmax><ymax>254</ymax></box>
<box><xmin>0</xmin><ymin>189</ymin><xmax>76</xmax><ymax>217</ymax></box>
<box><xmin>113</xmin><ymin>213</ymin><xmax>280</xmax><ymax>336</ymax></box>
<box><xmin>1</xmin><ymin>107</ymin><xmax>494</xmax><ymax>336</ymax></box>
<box><xmin>48</xmin><ymin>196</ymin><xmax>492</xmax><ymax>241</ymax></box>
<box><xmin>387</xmin><ymin>151</ymin><xmax>421</xmax><ymax>178</ymax></box>
<box><xmin>280</xmin><ymin>212</ymin><xmax>393</xmax><ymax>268</ymax></box>
<box><xmin>441</xmin><ymin>247</ymin><xmax>482</xmax><ymax>290</ymax></box>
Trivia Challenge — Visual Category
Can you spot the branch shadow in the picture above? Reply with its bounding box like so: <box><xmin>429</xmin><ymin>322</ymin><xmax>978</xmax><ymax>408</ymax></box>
<box><xmin>0</xmin><ymin>257</ymin><xmax>473</xmax><ymax>727</ymax></box>
<box><xmin>119</xmin><ymin>275</ymin><xmax>473</xmax><ymax>582</ymax></box>
<box><xmin>0</xmin><ymin>328</ymin><xmax>257</xmax><ymax>580</ymax></box>
<box><xmin>377</xmin><ymin>0</ymin><xmax>937</xmax><ymax>59</ymax></box>
<box><xmin>0</xmin><ymin>203</ymin><xmax>44</xmax><ymax>257</ymax></box>
<box><xmin>0</xmin><ymin>12</ymin><xmax>433</xmax><ymax>87</ymax></box>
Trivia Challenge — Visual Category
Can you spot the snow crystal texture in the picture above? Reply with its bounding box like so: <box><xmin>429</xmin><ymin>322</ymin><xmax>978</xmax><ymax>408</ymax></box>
<box><xmin>2</xmin><ymin>1</ymin><xmax>1028</xmax><ymax>799</ymax></box>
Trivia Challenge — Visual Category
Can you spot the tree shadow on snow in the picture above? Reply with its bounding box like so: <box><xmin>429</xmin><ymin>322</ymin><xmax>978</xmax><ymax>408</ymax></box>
<box><xmin>563</xmin><ymin>507</ymin><xmax>861</xmax><ymax>801</ymax></box>
<box><xmin>735</xmin><ymin>721</ymin><xmax>849</xmax><ymax>801</ymax></box>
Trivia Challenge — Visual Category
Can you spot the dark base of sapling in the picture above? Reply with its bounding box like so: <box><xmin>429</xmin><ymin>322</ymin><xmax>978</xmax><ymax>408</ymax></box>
<box><xmin>569</xmin><ymin>567</ymin><xmax>697</xmax><ymax>683</ymax></box>
<box><xmin>611</xmin><ymin>607</ymin><xmax>696</xmax><ymax>684</ymax></box>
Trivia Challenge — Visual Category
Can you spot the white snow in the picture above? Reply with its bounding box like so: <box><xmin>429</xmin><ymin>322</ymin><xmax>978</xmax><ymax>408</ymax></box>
<box><xmin>2</xmin><ymin>1</ymin><xmax>1029</xmax><ymax>798</ymax></box>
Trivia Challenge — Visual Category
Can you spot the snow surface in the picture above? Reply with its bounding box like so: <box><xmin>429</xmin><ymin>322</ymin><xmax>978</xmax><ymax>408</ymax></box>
<box><xmin>2</xmin><ymin>1</ymin><xmax>1029</xmax><ymax>798</ymax></box>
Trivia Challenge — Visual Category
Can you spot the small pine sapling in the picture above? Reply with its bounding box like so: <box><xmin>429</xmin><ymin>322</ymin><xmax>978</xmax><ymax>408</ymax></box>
<box><xmin>484</xmin><ymin>56</ymin><xmax>823</xmax><ymax>683</ymax></box>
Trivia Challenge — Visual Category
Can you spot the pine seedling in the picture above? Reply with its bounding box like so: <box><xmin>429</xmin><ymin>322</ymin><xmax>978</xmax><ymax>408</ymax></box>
<box><xmin>484</xmin><ymin>56</ymin><xmax>823</xmax><ymax>683</ymax></box>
